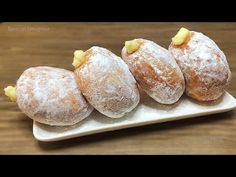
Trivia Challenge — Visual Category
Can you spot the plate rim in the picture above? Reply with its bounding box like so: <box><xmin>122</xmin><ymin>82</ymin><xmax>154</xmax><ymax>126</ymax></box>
<box><xmin>33</xmin><ymin>92</ymin><xmax>236</xmax><ymax>142</ymax></box>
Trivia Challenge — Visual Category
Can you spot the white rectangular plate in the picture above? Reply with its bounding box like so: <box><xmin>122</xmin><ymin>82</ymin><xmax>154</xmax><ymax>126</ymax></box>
<box><xmin>33</xmin><ymin>92</ymin><xmax>236</xmax><ymax>142</ymax></box>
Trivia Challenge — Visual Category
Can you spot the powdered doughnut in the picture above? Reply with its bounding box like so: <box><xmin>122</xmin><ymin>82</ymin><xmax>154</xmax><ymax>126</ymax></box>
<box><xmin>168</xmin><ymin>27</ymin><xmax>231</xmax><ymax>101</ymax></box>
<box><xmin>72</xmin><ymin>46</ymin><xmax>140</xmax><ymax>118</ymax></box>
<box><xmin>121</xmin><ymin>38</ymin><xmax>185</xmax><ymax>104</ymax></box>
<box><xmin>5</xmin><ymin>66</ymin><xmax>93</xmax><ymax>126</ymax></box>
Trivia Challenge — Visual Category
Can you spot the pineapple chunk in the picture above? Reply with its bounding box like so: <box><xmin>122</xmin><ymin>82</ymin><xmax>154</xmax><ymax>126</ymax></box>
<box><xmin>172</xmin><ymin>27</ymin><xmax>190</xmax><ymax>46</ymax></box>
<box><xmin>125</xmin><ymin>39</ymin><xmax>141</xmax><ymax>54</ymax></box>
<box><xmin>4</xmin><ymin>86</ymin><xmax>16</xmax><ymax>102</ymax></box>
<box><xmin>72</xmin><ymin>50</ymin><xmax>86</xmax><ymax>68</ymax></box>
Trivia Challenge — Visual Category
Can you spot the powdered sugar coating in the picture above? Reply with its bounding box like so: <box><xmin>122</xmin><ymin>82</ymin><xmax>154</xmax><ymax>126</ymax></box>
<box><xmin>121</xmin><ymin>39</ymin><xmax>185</xmax><ymax>104</ymax></box>
<box><xmin>75</xmin><ymin>46</ymin><xmax>140</xmax><ymax>118</ymax></box>
<box><xmin>169</xmin><ymin>31</ymin><xmax>231</xmax><ymax>101</ymax></box>
<box><xmin>16</xmin><ymin>66</ymin><xmax>93</xmax><ymax>126</ymax></box>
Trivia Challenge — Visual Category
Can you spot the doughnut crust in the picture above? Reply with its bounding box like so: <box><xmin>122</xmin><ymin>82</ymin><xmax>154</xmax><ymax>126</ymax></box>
<box><xmin>16</xmin><ymin>66</ymin><xmax>93</xmax><ymax>126</ymax></box>
<box><xmin>121</xmin><ymin>38</ymin><xmax>185</xmax><ymax>104</ymax></box>
<box><xmin>74</xmin><ymin>46</ymin><xmax>140</xmax><ymax>118</ymax></box>
<box><xmin>169</xmin><ymin>31</ymin><xmax>231</xmax><ymax>101</ymax></box>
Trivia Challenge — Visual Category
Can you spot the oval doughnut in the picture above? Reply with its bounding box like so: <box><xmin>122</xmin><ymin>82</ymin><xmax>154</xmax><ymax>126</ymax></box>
<box><xmin>73</xmin><ymin>46</ymin><xmax>140</xmax><ymax>118</ymax></box>
<box><xmin>10</xmin><ymin>66</ymin><xmax>93</xmax><ymax>126</ymax></box>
